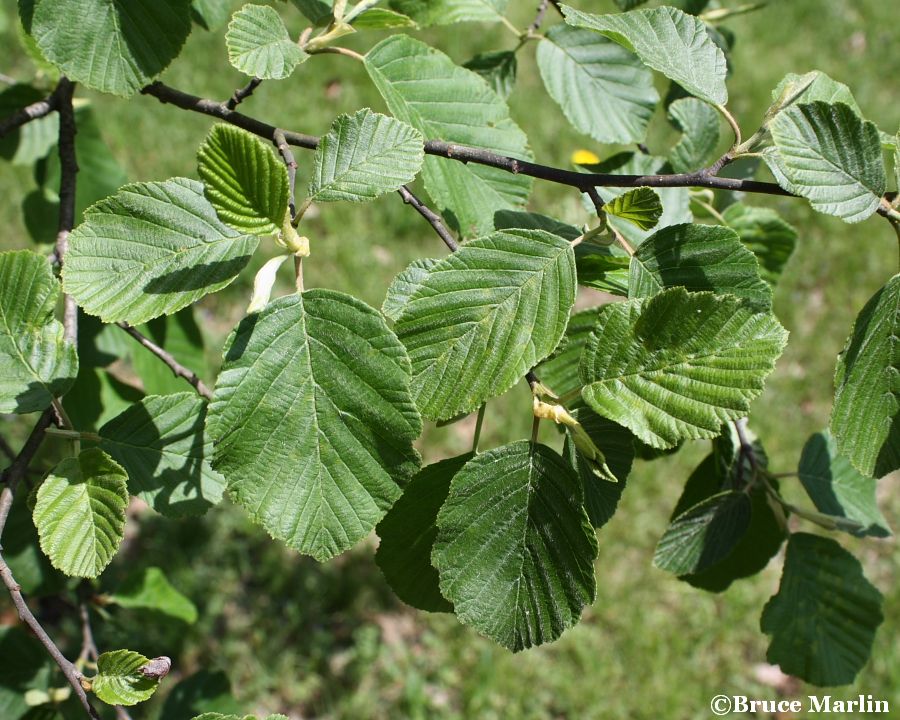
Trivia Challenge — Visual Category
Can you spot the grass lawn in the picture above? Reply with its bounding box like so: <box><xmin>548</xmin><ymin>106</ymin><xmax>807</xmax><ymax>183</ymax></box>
<box><xmin>1</xmin><ymin>1</ymin><xmax>898</xmax><ymax>717</ymax></box>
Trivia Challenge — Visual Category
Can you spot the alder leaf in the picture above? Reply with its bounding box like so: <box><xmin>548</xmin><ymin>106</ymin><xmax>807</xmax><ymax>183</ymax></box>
<box><xmin>395</xmin><ymin>229</ymin><xmax>576</xmax><ymax>420</ymax></box>
<box><xmin>432</xmin><ymin>442</ymin><xmax>597</xmax><ymax>652</ymax></box>
<box><xmin>769</xmin><ymin>101</ymin><xmax>885</xmax><ymax>223</ymax></box>
<box><xmin>32</xmin><ymin>448</ymin><xmax>128</xmax><ymax>579</ymax></box>
<box><xmin>721</xmin><ymin>203</ymin><xmax>797</xmax><ymax>286</ymax></box>
<box><xmin>562</xmin><ymin>4</ymin><xmax>728</xmax><ymax>106</ymax></box>
<box><xmin>375</xmin><ymin>455</ymin><xmax>473</xmax><ymax>613</ymax></box>
<box><xmin>0</xmin><ymin>250</ymin><xmax>78</xmax><ymax>414</ymax></box>
<box><xmin>197</xmin><ymin>124</ymin><xmax>290</xmax><ymax>236</ymax></box>
<box><xmin>388</xmin><ymin>0</ymin><xmax>508</xmax><ymax>26</ymax></box>
<box><xmin>537</xmin><ymin>24</ymin><xmax>658</xmax><ymax>145</ymax></box>
<box><xmin>628</xmin><ymin>223</ymin><xmax>773</xmax><ymax>309</ymax></box>
<box><xmin>63</xmin><ymin>178</ymin><xmax>258</xmax><ymax>325</ymax></box>
<box><xmin>605</xmin><ymin>187</ymin><xmax>663</xmax><ymax>230</ymax></box>
<box><xmin>107</xmin><ymin>567</ymin><xmax>198</xmax><ymax>624</ymax></box>
<box><xmin>580</xmin><ymin>288</ymin><xmax>787</xmax><ymax>448</ymax></box>
<box><xmin>20</xmin><ymin>0</ymin><xmax>192</xmax><ymax>96</ymax></box>
<box><xmin>798</xmin><ymin>431</ymin><xmax>890</xmax><ymax>538</ymax></box>
<box><xmin>668</xmin><ymin>97</ymin><xmax>720</xmax><ymax>172</ymax></box>
<box><xmin>309</xmin><ymin>110</ymin><xmax>424</xmax><ymax>203</ymax></box>
<box><xmin>365</xmin><ymin>35</ymin><xmax>532</xmax><ymax>236</ymax></box>
<box><xmin>830</xmin><ymin>275</ymin><xmax>899</xmax><ymax>478</ymax></box>
<box><xmin>99</xmin><ymin>393</ymin><xmax>225</xmax><ymax>518</ymax></box>
<box><xmin>93</xmin><ymin>650</ymin><xmax>160</xmax><ymax>706</ymax></box>
<box><xmin>761</xmin><ymin>533</ymin><xmax>883</xmax><ymax>686</ymax></box>
<box><xmin>653</xmin><ymin>491</ymin><xmax>752</xmax><ymax>575</ymax></box>
<box><xmin>352</xmin><ymin>8</ymin><xmax>417</xmax><ymax>29</ymax></box>
<box><xmin>226</xmin><ymin>3</ymin><xmax>307</xmax><ymax>80</ymax></box>
<box><xmin>381</xmin><ymin>258</ymin><xmax>439</xmax><ymax>322</ymax></box>
<box><xmin>207</xmin><ymin>291</ymin><xmax>422</xmax><ymax>561</ymax></box>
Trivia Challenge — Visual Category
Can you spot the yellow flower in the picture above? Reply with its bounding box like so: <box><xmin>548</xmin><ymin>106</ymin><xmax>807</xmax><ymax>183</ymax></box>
<box><xmin>571</xmin><ymin>149</ymin><xmax>600</xmax><ymax>165</ymax></box>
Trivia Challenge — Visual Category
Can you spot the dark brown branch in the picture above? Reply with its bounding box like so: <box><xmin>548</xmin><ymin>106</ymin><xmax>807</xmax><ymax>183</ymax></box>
<box><xmin>273</xmin><ymin>129</ymin><xmax>298</xmax><ymax>219</ymax></box>
<box><xmin>54</xmin><ymin>78</ymin><xmax>78</xmax><ymax>344</ymax></box>
<box><xmin>585</xmin><ymin>186</ymin><xmax>604</xmax><ymax>216</ymax></box>
<box><xmin>226</xmin><ymin>77</ymin><xmax>263</xmax><ymax>110</ymax></box>
<box><xmin>116</xmin><ymin>323</ymin><xmax>213</xmax><ymax>400</ymax></box>
<box><xmin>140</xmin><ymin>81</ymin><xmax>795</xmax><ymax>199</ymax></box>
<box><xmin>0</xmin><ymin>410</ymin><xmax>54</xmax><ymax>525</ymax></box>
<box><xmin>0</xmin><ymin>93</ymin><xmax>56</xmax><ymax>138</ymax></box>
<box><xmin>397</xmin><ymin>186</ymin><xmax>459</xmax><ymax>251</ymax></box>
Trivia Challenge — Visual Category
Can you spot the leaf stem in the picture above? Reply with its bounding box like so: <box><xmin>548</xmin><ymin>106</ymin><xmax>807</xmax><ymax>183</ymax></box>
<box><xmin>295</xmin><ymin>255</ymin><xmax>305</xmax><ymax>293</ymax></box>
<box><xmin>472</xmin><ymin>404</ymin><xmax>486</xmax><ymax>453</ymax></box>
<box><xmin>308</xmin><ymin>46</ymin><xmax>365</xmax><ymax>62</ymax></box>
<box><xmin>716</xmin><ymin>103</ymin><xmax>743</xmax><ymax>148</ymax></box>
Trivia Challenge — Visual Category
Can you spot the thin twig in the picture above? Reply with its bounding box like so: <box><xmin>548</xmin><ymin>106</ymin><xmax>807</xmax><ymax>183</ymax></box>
<box><xmin>116</xmin><ymin>323</ymin><xmax>213</xmax><ymax>400</ymax></box>
<box><xmin>397</xmin><ymin>186</ymin><xmax>459</xmax><ymax>251</ymax></box>
<box><xmin>585</xmin><ymin>186</ymin><xmax>605</xmax><ymax>216</ymax></box>
<box><xmin>226</xmin><ymin>77</ymin><xmax>263</xmax><ymax>110</ymax></box>
<box><xmin>0</xmin><ymin>93</ymin><xmax>57</xmax><ymax>138</ymax></box>
<box><xmin>528</xmin><ymin>0</ymin><xmax>551</xmax><ymax>32</ymax></box>
<box><xmin>273</xmin><ymin>129</ymin><xmax>298</xmax><ymax>219</ymax></box>
<box><xmin>78</xmin><ymin>601</ymin><xmax>99</xmax><ymax>664</ymax></box>
<box><xmin>139</xmin><ymin>82</ymin><xmax>798</xmax><ymax>199</ymax></box>
<box><xmin>0</xmin><ymin>410</ymin><xmax>55</xmax><ymax>525</ymax></box>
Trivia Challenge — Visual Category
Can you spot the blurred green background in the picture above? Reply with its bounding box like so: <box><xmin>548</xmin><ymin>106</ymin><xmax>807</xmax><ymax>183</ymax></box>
<box><xmin>1</xmin><ymin>1</ymin><xmax>898</xmax><ymax>718</ymax></box>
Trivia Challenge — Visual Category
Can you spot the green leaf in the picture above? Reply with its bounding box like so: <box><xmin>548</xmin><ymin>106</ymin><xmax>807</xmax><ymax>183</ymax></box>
<box><xmin>628</xmin><ymin>223</ymin><xmax>773</xmax><ymax>309</ymax></box>
<box><xmin>0</xmin><ymin>250</ymin><xmax>78</xmax><ymax>414</ymax></box>
<box><xmin>537</xmin><ymin>24</ymin><xmax>657</xmax><ymax>145</ymax></box>
<box><xmin>365</xmin><ymin>35</ymin><xmax>532</xmax><ymax>236</ymax></box>
<box><xmin>63</xmin><ymin>178</ymin><xmax>259</xmax><ymax>325</ymax></box>
<box><xmin>799</xmin><ymin>431</ymin><xmax>890</xmax><ymax>538</ymax></box>
<box><xmin>462</xmin><ymin>51</ymin><xmax>517</xmax><ymax>100</ymax></box>
<box><xmin>580</xmin><ymin>288</ymin><xmax>787</xmax><ymax>448</ymax></box>
<box><xmin>395</xmin><ymin>229</ymin><xmax>576</xmax><ymax>420</ymax></box>
<box><xmin>492</xmin><ymin>211</ymin><xmax>581</xmax><ymax>241</ymax></box>
<box><xmin>761</xmin><ymin>533</ymin><xmax>883</xmax><ymax>686</ymax></box>
<box><xmin>93</xmin><ymin>650</ymin><xmax>160</xmax><ymax>706</ymax></box>
<box><xmin>352</xmin><ymin>8</ymin><xmax>416</xmax><ymax>28</ymax></box>
<box><xmin>668</xmin><ymin>97</ymin><xmax>720</xmax><ymax>172</ymax></box>
<box><xmin>768</xmin><ymin>101</ymin><xmax>885</xmax><ymax>223</ymax></box>
<box><xmin>831</xmin><ymin>275</ymin><xmax>899</xmax><ymax>478</ymax></box>
<box><xmin>721</xmin><ymin>203</ymin><xmax>797</xmax><ymax>286</ymax></box>
<box><xmin>563</xmin><ymin>408</ymin><xmax>634</xmax><ymax>528</ymax></box>
<box><xmin>654</xmin><ymin>490</ymin><xmax>751</xmax><ymax>575</ymax></box>
<box><xmin>388</xmin><ymin>0</ymin><xmax>508</xmax><ymax>25</ymax></box>
<box><xmin>32</xmin><ymin>448</ymin><xmax>128</xmax><ymax>578</ymax></box>
<box><xmin>226</xmin><ymin>3</ymin><xmax>308</xmax><ymax>80</ymax></box>
<box><xmin>381</xmin><ymin>258</ymin><xmax>439</xmax><ymax>322</ymax></box>
<box><xmin>99</xmin><ymin>393</ymin><xmax>225</xmax><ymax>518</ymax></box>
<box><xmin>376</xmin><ymin>455</ymin><xmax>472</xmax><ymax>613</ymax></box>
<box><xmin>562</xmin><ymin>4</ymin><xmax>728</xmax><ymax>106</ymax></box>
<box><xmin>433</xmin><ymin>442</ymin><xmax>597</xmax><ymax>652</ymax></box>
<box><xmin>107</xmin><ymin>567</ymin><xmax>198</xmax><ymax>623</ymax></box>
<box><xmin>20</xmin><ymin>0</ymin><xmax>192</xmax><ymax>96</ymax></box>
<box><xmin>309</xmin><ymin>110</ymin><xmax>424</xmax><ymax>203</ymax></box>
<box><xmin>207</xmin><ymin>291</ymin><xmax>422</xmax><ymax>561</ymax></box>
<box><xmin>613</xmin><ymin>0</ymin><xmax>648</xmax><ymax>9</ymax></box>
<box><xmin>288</xmin><ymin>0</ymin><xmax>331</xmax><ymax>24</ymax></box>
<box><xmin>765</xmin><ymin>71</ymin><xmax>860</xmax><ymax>127</ymax></box>
<box><xmin>197</xmin><ymin>124</ymin><xmax>290</xmax><ymax>236</ymax></box>
<box><xmin>605</xmin><ymin>187</ymin><xmax>662</xmax><ymax>230</ymax></box>
<box><xmin>537</xmin><ymin>307</ymin><xmax>601</xmax><ymax>398</ymax></box>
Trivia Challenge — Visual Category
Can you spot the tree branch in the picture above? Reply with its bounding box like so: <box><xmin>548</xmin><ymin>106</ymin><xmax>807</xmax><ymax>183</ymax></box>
<box><xmin>273</xmin><ymin>129</ymin><xmax>298</xmax><ymax>220</ymax></box>
<box><xmin>0</xmin><ymin>93</ymin><xmax>57</xmax><ymax>138</ymax></box>
<box><xmin>140</xmin><ymin>81</ymin><xmax>796</xmax><ymax>199</ymax></box>
<box><xmin>226</xmin><ymin>77</ymin><xmax>263</xmax><ymax>110</ymax></box>
<box><xmin>116</xmin><ymin>323</ymin><xmax>213</xmax><ymax>400</ymax></box>
<box><xmin>397</xmin><ymin>185</ymin><xmax>459</xmax><ymax>251</ymax></box>
<box><xmin>529</xmin><ymin>0</ymin><xmax>551</xmax><ymax>33</ymax></box>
